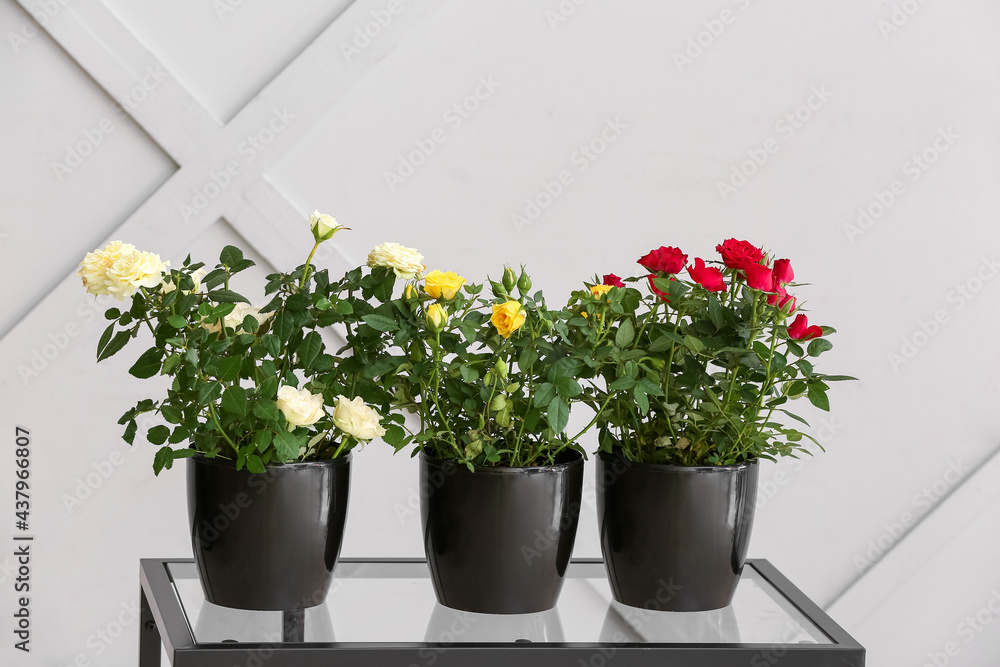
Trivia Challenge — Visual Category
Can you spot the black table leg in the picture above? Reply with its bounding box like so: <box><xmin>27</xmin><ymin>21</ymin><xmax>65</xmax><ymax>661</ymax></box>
<box><xmin>139</xmin><ymin>587</ymin><xmax>161</xmax><ymax>667</ymax></box>
<box><xmin>282</xmin><ymin>608</ymin><xmax>305</xmax><ymax>643</ymax></box>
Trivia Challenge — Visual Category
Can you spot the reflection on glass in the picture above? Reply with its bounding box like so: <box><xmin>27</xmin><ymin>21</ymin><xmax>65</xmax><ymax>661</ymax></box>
<box><xmin>425</xmin><ymin>603</ymin><xmax>564</xmax><ymax>643</ymax></box>
<box><xmin>188</xmin><ymin>596</ymin><xmax>336</xmax><ymax>643</ymax></box>
<box><xmin>599</xmin><ymin>601</ymin><xmax>739</xmax><ymax>643</ymax></box>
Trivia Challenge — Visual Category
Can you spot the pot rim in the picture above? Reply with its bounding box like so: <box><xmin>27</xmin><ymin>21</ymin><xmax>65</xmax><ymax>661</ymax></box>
<box><xmin>596</xmin><ymin>449</ymin><xmax>758</xmax><ymax>473</ymax></box>
<box><xmin>190</xmin><ymin>450</ymin><xmax>352</xmax><ymax>471</ymax></box>
<box><xmin>419</xmin><ymin>448</ymin><xmax>584</xmax><ymax>475</ymax></box>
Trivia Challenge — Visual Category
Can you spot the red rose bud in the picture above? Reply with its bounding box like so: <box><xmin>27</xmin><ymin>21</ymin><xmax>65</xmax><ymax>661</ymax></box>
<box><xmin>744</xmin><ymin>263</ymin><xmax>775</xmax><ymax>291</ymax></box>
<box><xmin>773</xmin><ymin>258</ymin><xmax>794</xmax><ymax>284</ymax></box>
<box><xmin>686</xmin><ymin>258</ymin><xmax>726</xmax><ymax>292</ymax></box>
<box><xmin>603</xmin><ymin>273</ymin><xmax>625</xmax><ymax>288</ymax></box>
<box><xmin>787</xmin><ymin>313</ymin><xmax>822</xmax><ymax>340</ymax></box>
<box><xmin>779</xmin><ymin>294</ymin><xmax>797</xmax><ymax>314</ymax></box>
<box><xmin>715</xmin><ymin>239</ymin><xmax>764</xmax><ymax>270</ymax></box>
<box><xmin>647</xmin><ymin>274</ymin><xmax>673</xmax><ymax>301</ymax></box>
<box><xmin>638</xmin><ymin>246</ymin><xmax>688</xmax><ymax>274</ymax></box>
<box><xmin>766</xmin><ymin>285</ymin><xmax>786</xmax><ymax>305</ymax></box>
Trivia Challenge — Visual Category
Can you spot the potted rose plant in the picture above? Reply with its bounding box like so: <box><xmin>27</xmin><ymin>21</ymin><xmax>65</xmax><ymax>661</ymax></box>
<box><xmin>361</xmin><ymin>259</ymin><xmax>593</xmax><ymax>614</ymax></box>
<box><xmin>76</xmin><ymin>212</ymin><xmax>399</xmax><ymax>612</ymax></box>
<box><xmin>565</xmin><ymin>239</ymin><xmax>854</xmax><ymax>611</ymax></box>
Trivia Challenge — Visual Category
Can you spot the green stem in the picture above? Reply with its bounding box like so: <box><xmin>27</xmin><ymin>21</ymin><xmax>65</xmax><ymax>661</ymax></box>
<box><xmin>298</xmin><ymin>241</ymin><xmax>321</xmax><ymax>290</ymax></box>
<box><xmin>208</xmin><ymin>403</ymin><xmax>238</xmax><ymax>453</ymax></box>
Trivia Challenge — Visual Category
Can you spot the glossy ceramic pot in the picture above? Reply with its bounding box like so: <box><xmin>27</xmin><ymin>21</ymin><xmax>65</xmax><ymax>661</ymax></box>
<box><xmin>420</xmin><ymin>450</ymin><xmax>584</xmax><ymax>614</ymax></box>
<box><xmin>187</xmin><ymin>453</ymin><xmax>351</xmax><ymax>611</ymax></box>
<box><xmin>596</xmin><ymin>450</ymin><xmax>758</xmax><ymax>611</ymax></box>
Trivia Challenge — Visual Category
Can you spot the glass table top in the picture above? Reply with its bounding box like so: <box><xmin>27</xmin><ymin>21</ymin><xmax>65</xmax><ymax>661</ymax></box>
<box><xmin>165</xmin><ymin>560</ymin><xmax>831</xmax><ymax>646</ymax></box>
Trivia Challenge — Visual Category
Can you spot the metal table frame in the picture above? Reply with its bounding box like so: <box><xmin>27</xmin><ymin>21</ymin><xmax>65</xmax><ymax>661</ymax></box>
<box><xmin>139</xmin><ymin>558</ymin><xmax>865</xmax><ymax>666</ymax></box>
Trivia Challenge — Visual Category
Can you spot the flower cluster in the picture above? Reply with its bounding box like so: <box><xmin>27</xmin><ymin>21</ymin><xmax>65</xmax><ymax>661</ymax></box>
<box><xmin>566</xmin><ymin>238</ymin><xmax>852</xmax><ymax>466</ymax></box>
<box><xmin>77</xmin><ymin>212</ymin><xmax>395</xmax><ymax>474</ymax></box>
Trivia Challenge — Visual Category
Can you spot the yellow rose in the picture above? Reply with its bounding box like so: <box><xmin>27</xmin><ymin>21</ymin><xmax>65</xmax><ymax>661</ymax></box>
<box><xmin>276</xmin><ymin>385</ymin><xmax>326</xmax><ymax>428</ymax></box>
<box><xmin>590</xmin><ymin>284</ymin><xmax>613</xmax><ymax>298</ymax></box>
<box><xmin>201</xmin><ymin>303</ymin><xmax>272</xmax><ymax>334</ymax></box>
<box><xmin>76</xmin><ymin>241</ymin><xmax>136</xmax><ymax>296</ymax></box>
<box><xmin>491</xmin><ymin>300</ymin><xmax>526</xmax><ymax>338</ymax></box>
<box><xmin>424</xmin><ymin>270</ymin><xmax>466</xmax><ymax>300</ymax></box>
<box><xmin>332</xmin><ymin>396</ymin><xmax>386</xmax><ymax>441</ymax></box>
<box><xmin>104</xmin><ymin>249</ymin><xmax>170</xmax><ymax>301</ymax></box>
<box><xmin>425</xmin><ymin>303</ymin><xmax>448</xmax><ymax>331</ymax></box>
<box><xmin>367</xmin><ymin>242</ymin><xmax>425</xmax><ymax>279</ymax></box>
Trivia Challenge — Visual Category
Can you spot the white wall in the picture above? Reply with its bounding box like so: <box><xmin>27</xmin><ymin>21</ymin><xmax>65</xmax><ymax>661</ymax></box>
<box><xmin>2</xmin><ymin>0</ymin><xmax>999</xmax><ymax>664</ymax></box>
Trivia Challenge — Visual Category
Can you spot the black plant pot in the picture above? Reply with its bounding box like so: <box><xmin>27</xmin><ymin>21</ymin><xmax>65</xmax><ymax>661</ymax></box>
<box><xmin>187</xmin><ymin>453</ymin><xmax>351</xmax><ymax>611</ymax></box>
<box><xmin>420</xmin><ymin>450</ymin><xmax>584</xmax><ymax>614</ymax></box>
<box><xmin>596</xmin><ymin>450</ymin><xmax>758</xmax><ymax>612</ymax></box>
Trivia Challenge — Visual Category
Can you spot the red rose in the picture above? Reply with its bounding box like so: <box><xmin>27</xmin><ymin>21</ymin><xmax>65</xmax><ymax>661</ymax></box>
<box><xmin>716</xmin><ymin>239</ymin><xmax>764</xmax><ymax>269</ymax></box>
<box><xmin>773</xmin><ymin>259</ymin><xmax>794</xmax><ymax>284</ymax></box>
<box><xmin>788</xmin><ymin>313</ymin><xmax>822</xmax><ymax>341</ymax></box>
<box><xmin>647</xmin><ymin>274</ymin><xmax>673</xmax><ymax>301</ymax></box>
<box><xmin>603</xmin><ymin>273</ymin><xmax>625</xmax><ymax>288</ymax></box>
<box><xmin>744</xmin><ymin>263</ymin><xmax>775</xmax><ymax>291</ymax></box>
<box><xmin>686</xmin><ymin>258</ymin><xmax>725</xmax><ymax>292</ymax></box>
<box><xmin>638</xmin><ymin>246</ymin><xmax>688</xmax><ymax>274</ymax></box>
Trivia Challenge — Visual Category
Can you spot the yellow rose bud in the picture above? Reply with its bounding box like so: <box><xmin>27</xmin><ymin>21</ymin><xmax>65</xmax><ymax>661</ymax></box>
<box><xmin>309</xmin><ymin>210</ymin><xmax>344</xmax><ymax>242</ymax></box>
<box><xmin>491</xmin><ymin>300</ymin><xmax>526</xmax><ymax>339</ymax></box>
<box><xmin>590</xmin><ymin>284</ymin><xmax>613</xmax><ymax>298</ymax></box>
<box><xmin>424</xmin><ymin>270</ymin><xmax>467</xmax><ymax>300</ymax></box>
<box><xmin>404</xmin><ymin>284</ymin><xmax>418</xmax><ymax>300</ymax></box>
<box><xmin>502</xmin><ymin>267</ymin><xmax>517</xmax><ymax>292</ymax></box>
<box><xmin>426</xmin><ymin>303</ymin><xmax>448</xmax><ymax>331</ymax></box>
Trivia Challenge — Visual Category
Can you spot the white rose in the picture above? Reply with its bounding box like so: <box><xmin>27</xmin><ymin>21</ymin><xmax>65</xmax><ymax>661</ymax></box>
<box><xmin>104</xmin><ymin>249</ymin><xmax>170</xmax><ymax>301</ymax></box>
<box><xmin>367</xmin><ymin>242</ymin><xmax>425</xmax><ymax>279</ymax></box>
<box><xmin>332</xmin><ymin>395</ymin><xmax>386</xmax><ymax>441</ymax></box>
<box><xmin>76</xmin><ymin>240</ymin><xmax>136</xmax><ymax>296</ymax></box>
<box><xmin>309</xmin><ymin>210</ymin><xmax>343</xmax><ymax>242</ymax></box>
<box><xmin>276</xmin><ymin>385</ymin><xmax>326</xmax><ymax>428</ymax></box>
<box><xmin>161</xmin><ymin>267</ymin><xmax>207</xmax><ymax>295</ymax></box>
<box><xmin>201</xmin><ymin>303</ymin><xmax>272</xmax><ymax>334</ymax></box>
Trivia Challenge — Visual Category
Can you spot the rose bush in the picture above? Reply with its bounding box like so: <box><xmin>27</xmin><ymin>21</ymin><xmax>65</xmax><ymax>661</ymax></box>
<box><xmin>78</xmin><ymin>212</ymin><xmax>402</xmax><ymax>474</ymax></box>
<box><xmin>564</xmin><ymin>240</ymin><xmax>854</xmax><ymax>466</ymax></box>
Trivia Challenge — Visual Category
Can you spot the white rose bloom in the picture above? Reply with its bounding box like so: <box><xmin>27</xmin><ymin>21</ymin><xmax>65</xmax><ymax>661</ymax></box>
<box><xmin>76</xmin><ymin>240</ymin><xmax>136</xmax><ymax>296</ymax></box>
<box><xmin>309</xmin><ymin>210</ymin><xmax>342</xmax><ymax>242</ymax></box>
<box><xmin>201</xmin><ymin>303</ymin><xmax>272</xmax><ymax>334</ymax></box>
<box><xmin>276</xmin><ymin>385</ymin><xmax>326</xmax><ymax>428</ymax></box>
<box><xmin>161</xmin><ymin>267</ymin><xmax>207</xmax><ymax>295</ymax></box>
<box><xmin>104</xmin><ymin>249</ymin><xmax>170</xmax><ymax>301</ymax></box>
<box><xmin>332</xmin><ymin>395</ymin><xmax>386</xmax><ymax>441</ymax></box>
<box><xmin>366</xmin><ymin>242</ymin><xmax>425</xmax><ymax>279</ymax></box>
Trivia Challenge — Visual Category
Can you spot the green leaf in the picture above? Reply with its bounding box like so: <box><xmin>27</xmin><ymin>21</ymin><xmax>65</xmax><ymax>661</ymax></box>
<box><xmin>147</xmin><ymin>425</ymin><xmax>170</xmax><ymax>445</ymax></box>
<box><xmin>221</xmin><ymin>386</ymin><xmax>247</xmax><ymax>416</ymax></box>
<box><xmin>207</xmin><ymin>356</ymin><xmax>242</xmax><ymax>382</ymax></box>
<box><xmin>253</xmin><ymin>400</ymin><xmax>278</xmax><ymax>421</ymax></box>
<box><xmin>123</xmin><ymin>420</ymin><xmax>137</xmax><ymax>445</ymax></box>
<box><xmin>335</xmin><ymin>300</ymin><xmax>354</xmax><ymax>315</ymax></box>
<box><xmin>208</xmin><ymin>289</ymin><xmax>250</xmax><ymax>304</ymax></box>
<box><xmin>554</xmin><ymin>376</ymin><xmax>583</xmax><ymax>398</ymax></box>
<box><xmin>818</xmin><ymin>374</ymin><xmax>858</xmax><ymax>382</ymax></box>
<box><xmin>297</xmin><ymin>332</ymin><xmax>323</xmax><ymax>368</ymax></box>
<box><xmin>607</xmin><ymin>376</ymin><xmax>636</xmax><ymax>392</ymax></box>
<box><xmin>198</xmin><ymin>381</ymin><xmax>222</xmax><ymax>405</ymax></box>
<box><xmin>152</xmin><ymin>446</ymin><xmax>174</xmax><ymax>475</ymax></box>
<box><xmin>546</xmin><ymin>396</ymin><xmax>569</xmax><ymax>433</ymax></box>
<box><xmin>273</xmin><ymin>430</ymin><xmax>303</xmax><ymax>460</ymax></box>
<box><xmin>383</xmin><ymin>424</ymin><xmax>407</xmax><ymax>450</ymax></box>
<box><xmin>230</xmin><ymin>258</ymin><xmax>255</xmax><ymax>273</ymax></box>
<box><xmin>220</xmin><ymin>245</ymin><xmax>243</xmax><ymax>266</ymax></box>
<box><xmin>807</xmin><ymin>338</ymin><xmax>834</xmax><ymax>356</ymax></box>
<box><xmin>98</xmin><ymin>331</ymin><xmax>132</xmax><ymax>362</ymax></box>
<box><xmin>203</xmin><ymin>268</ymin><xmax>228</xmax><ymax>290</ymax></box>
<box><xmin>104</xmin><ymin>308</ymin><xmax>121</xmax><ymax>321</ymax></box>
<box><xmin>807</xmin><ymin>384</ymin><xmax>830</xmax><ymax>411</ymax></box>
<box><xmin>615</xmin><ymin>319</ymin><xmax>635</xmax><ymax>348</ymax></box>
<box><xmin>128</xmin><ymin>347</ymin><xmax>163</xmax><ymax>379</ymax></box>
<box><xmin>634</xmin><ymin>386</ymin><xmax>650</xmax><ymax>414</ymax></box>
<box><xmin>362</xmin><ymin>314</ymin><xmax>399</xmax><ymax>332</ymax></box>
<box><xmin>708</xmin><ymin>295</ymin><xmax>725</xmax><ymax>328</ymax></box>
<box><xmin>683</xmin><ymin>334</ymin><xmax>705</xmax><ymax>354</ymax></box>
<box><xmin>245</xmin><ymin>454</ymin><xmax>265</xmax><ymax>473</ymax></box>
<box><xmin>533</xmin><ymin>382</ymin><xmax>557</xmax><ymax>408</ymax></box>
<box><xmin>459</xmin><ymin>365</ymin><xmax>480</xmax><ymax>383</ymax></box>
<box><xmin>161</xmin><ymin>353</ymin><xmax>182</xmax><ymax>375</ymax></box>
<box><xmin>96</xmin><ymin>323</ymin><xmax>115</xmax><ymax>359</ymax></box>
<box><xmin>161</xmin><ymin>404</ymin><xmax>183</xmax><ymax>424</ymax></box>
<box><xmin>167</xmin><ymin>314</ymin><xmax>188</xmax><ymax>329</ymax></box>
